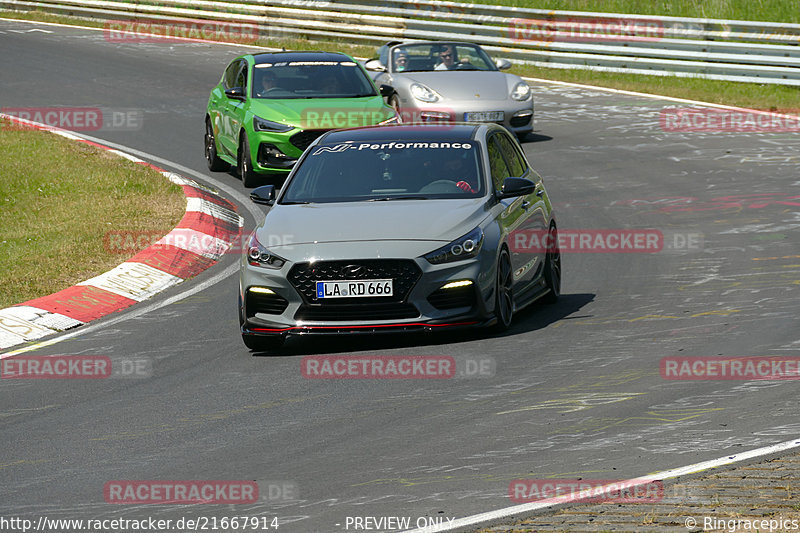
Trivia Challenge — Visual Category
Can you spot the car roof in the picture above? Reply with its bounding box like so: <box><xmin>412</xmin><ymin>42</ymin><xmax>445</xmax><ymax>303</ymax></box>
<box><xmin>251</xmin><ymin>51</ymin><xmax>352</xmax><ymax>64</ymax></box>
<box><xmin>319</xmin><ymin>123</ymin><xmax>488</xmax><ymax>144</ymax></box>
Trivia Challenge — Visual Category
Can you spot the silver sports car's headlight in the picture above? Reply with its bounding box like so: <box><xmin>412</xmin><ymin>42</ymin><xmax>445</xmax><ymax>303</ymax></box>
<box><xmin>425</xmin><ymin>227</ymin><xmax>484</xmax><ymax>264</ymax></box>
<box><xmin>410</xmin><ymin>83</ymin><xmax>441</xmax><ymax>103</ymax></box>
<box><xmin>253</xmin><ymin>115</ymin><xmax>293</xmax><ymax>133</ymax></box>
<box><xmin>510</xmin><ymin>82</ymin><xmax>531</xmax><ymax>101</ymax></box>
<box><xmin>247</xmin><ymin>233</ymin><xmax>286</xmax><ymax>269</ymax></box>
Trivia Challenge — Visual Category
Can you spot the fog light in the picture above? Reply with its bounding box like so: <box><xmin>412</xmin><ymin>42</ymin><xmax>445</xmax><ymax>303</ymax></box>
<box><xmin>440</xmin><ymin>280</ymin><xmax>473</xmax><ymax>290</ymax></box>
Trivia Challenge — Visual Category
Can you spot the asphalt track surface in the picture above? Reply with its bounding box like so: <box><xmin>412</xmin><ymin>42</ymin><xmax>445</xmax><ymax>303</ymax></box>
<box><xmin>1</xmin><ymin>19</ymin><xmax>799</xmax><ymax>533</ymax></box>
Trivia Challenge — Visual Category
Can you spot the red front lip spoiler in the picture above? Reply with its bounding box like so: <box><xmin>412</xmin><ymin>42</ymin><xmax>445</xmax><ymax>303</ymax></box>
<box><xmin>248</xmin><ymin>321</ymin><xmax>480</xmax><ymax>333</ymax></box>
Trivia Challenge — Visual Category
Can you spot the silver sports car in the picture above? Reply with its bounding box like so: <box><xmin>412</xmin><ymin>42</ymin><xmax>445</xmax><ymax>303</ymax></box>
<box><xmin>239</xmin><ymin>123</ymin><xmax>559</xmax><ymax>351</ymax></box>
<box><xmin>365</xmin><ymin>41</ymin><xmax>534</xmax><ymax>138</ymax></box>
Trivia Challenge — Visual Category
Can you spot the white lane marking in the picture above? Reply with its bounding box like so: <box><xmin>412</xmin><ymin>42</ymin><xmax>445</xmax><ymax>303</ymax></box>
<box><xmin>400</xmin><ymin>436</ymin><xmax>800</xmax><ymax>533</ymax></box>
<box><xmin>0</xmin><ymin>17</ymin><xmax>276</xmax><ymax>51</ymax></box>
<box><xmin>522</xmin><ymin>75</ymin><xmax>800</xmax><ymax>119</ymax></box>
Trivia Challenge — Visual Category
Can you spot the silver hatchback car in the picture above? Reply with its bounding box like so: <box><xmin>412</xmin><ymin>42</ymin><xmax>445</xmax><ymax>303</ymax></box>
<box><xmin>238</xmin><ymin>123</ymin><xmax>560</xmax><ymax>351</ymax></box>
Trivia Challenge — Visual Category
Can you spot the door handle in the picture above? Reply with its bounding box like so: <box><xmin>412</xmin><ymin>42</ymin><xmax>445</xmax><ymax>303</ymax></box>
<box><xmin>535</xmin><ymin>188</ymin><xmax>544</xmax><ymax>197</ymax></box>
<box><xmin>521</xmin><ymin>200</ymin><xmax>531</xmax><ymax>210</ymax></box>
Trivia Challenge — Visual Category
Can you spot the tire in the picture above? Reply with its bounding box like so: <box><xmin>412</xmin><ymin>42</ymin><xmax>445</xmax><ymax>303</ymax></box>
<box><xmin>493</xmin><ymin>248</ymin><xmax>514</xmax><ymax>332</ymax></box>
<box><xmin>204</xmin><ymin>119</ymin><xmax>229</xmax><ymax>172</ymax></box>
<box><xmin>242</xmin><ymin>334</ymin><xmax>285</xmax><ymax>352</ymax></box>
<box><xmin>542</xmin><ymin>224</ymin><xmax>561</xmax><ymax>304</ymax></box>
<box><xmin>238</xmin><ymin>133</ymin><xmax>260</xmax><ymax>188</ymax></box>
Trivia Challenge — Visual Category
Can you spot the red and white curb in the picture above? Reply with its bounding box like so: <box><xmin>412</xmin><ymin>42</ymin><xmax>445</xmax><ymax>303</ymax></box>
<box><xmin>0</xmin><ymin>114</ymin><xmax>243</xmax><ymax>351</ymax></box>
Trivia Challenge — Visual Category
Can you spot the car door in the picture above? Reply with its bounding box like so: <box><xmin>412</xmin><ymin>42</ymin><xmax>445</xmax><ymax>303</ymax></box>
<box><xmin>218</xmin><ymin>59</ymin><xmax>248</xmax><ymax>158</ymax></box>
<box><xmin>489</xmin><ymin>130</ymin><xmax>547</xmax><ymax>288</ymax></box>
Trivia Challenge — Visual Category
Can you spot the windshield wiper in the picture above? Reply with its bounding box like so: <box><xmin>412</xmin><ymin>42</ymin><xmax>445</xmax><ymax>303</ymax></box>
<box><xmin>366</xmin><ymin>196</ymin><xmax>430</xmax><ymax>201</ymax></box>
<box><xmin>280</xmin><ymin>200</ymin><xmax>312</xmax><ymax>205</ymax></box>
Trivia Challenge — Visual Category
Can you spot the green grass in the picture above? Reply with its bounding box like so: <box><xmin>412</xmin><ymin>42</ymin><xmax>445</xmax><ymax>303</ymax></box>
<box><xmin>0</xmin><ymin>125</ymin><xmax>185</xmax><ymax>309</ymax></box>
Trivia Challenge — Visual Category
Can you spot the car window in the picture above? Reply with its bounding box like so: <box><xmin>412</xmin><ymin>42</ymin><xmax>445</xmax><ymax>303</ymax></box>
<box><xmin>281</xmin><ymin>140</ymin><xmax>484</xmax><ymax>203</ymax></box>
<box><xmin>223</xmin><ymin>59</ymin><xmax>241</xmax><ymax>89</ymax></box>
<box><xmin>495</xmin><ymin>132</ymin><xmax>527</xmax><ymax>178</ymax></box>
<box><xmin>251</xmin><ymin>60</ymin><xmax>377</xmax><ymax>99</ymax></box>
<box><xmin>487</xmin><ymin>136</ymin><xmax>511</xmax><ymax>192</ymax></box>
<box><xmin>234</xmin><ymin>61</ymin><xmax>248</xmax><ymax>90</ymax></box>
<box><xmin>395</xmin><ymin>43</ymin><xmax>497</xmax><ymax>72</ymax></box>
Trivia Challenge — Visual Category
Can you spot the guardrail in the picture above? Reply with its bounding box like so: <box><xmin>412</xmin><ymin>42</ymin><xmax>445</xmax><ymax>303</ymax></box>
<box><xmin>2</xmin><ymin>0</ymin><xmax>799</xmax><ymax>85</ymax></box>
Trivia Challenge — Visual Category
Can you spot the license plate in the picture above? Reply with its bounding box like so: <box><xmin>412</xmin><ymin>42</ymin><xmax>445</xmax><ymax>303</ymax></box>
<box><xmin>464</xmin><ymin>111</ymin><xmax>504</xmax><ymax>122</ymax></box>
<box><xmin>316</xmin><ymin>279</ymin><xmax>393</xmax><ymax>298</ymax></box>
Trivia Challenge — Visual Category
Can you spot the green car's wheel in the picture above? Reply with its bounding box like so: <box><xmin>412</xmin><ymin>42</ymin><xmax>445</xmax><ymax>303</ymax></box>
<box><xmin>542</xmin><ymin>224</ymin><xmax>561</xmax><ymax>304</ymax></box>
<box><xmin>238</xmin><ymin>133</ymin><xmax>260</xmax><ymax>188</ymax></box>
<box><xmin>493</xmin><ymin>248</ymin><xmax>514</xmax><ymax>332</ymax></box>
<box><xmin>204</xmin><ymin>119</ymin><xmax>228</xmax><ymax>172</ymax></box>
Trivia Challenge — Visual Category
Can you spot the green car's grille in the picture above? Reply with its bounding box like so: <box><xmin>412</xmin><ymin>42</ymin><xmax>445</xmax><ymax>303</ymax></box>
<box><xmin>290</xmin><ymin>129</ymin><xmax>328</xmax><ymax>151</ymax></box>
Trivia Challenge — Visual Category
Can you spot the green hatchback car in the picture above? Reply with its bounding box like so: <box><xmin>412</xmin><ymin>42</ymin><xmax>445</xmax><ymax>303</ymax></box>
<box><xmin>205</xmin><ymin>51</ymin><xmax>399</xmax><ymax>187</ymax></box>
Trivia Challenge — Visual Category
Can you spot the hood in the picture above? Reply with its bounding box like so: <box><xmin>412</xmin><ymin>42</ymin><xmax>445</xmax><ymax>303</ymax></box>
<box><xmin>256</xmin><ymin>199</ymin><xmax>489</xmax><ymax>248</ymax></box>
<box><xmin>248</xmin><ymin>96</ymin><xmax>394</xmax><ymax>130</ymax></box>
<box><xmin>398</xmin><ymin>71</ymin><xmax>513</xmax><ymax>101</ymax></box>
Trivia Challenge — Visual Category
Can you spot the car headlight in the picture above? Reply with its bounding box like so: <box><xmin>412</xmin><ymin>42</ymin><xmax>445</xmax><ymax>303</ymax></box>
<box><xmin>253</xmin><ymin>116</ymin><xmax>293</xmax><ymax>133</ymax></box>
<box><xmin>510</xmin><ymin>81</ymin><xmax>531</xmax><ymax>101</ymax></box>
<box><xmin>425</xmin><ymin>227</ymin><xmax>484</xmax><ymax>264</ymax></box>
<box><xmin>410</xmin><ymin>83</ymin><xmax>441</xmax><ymax>103</ymax></box>
<box><xmin>247</xmin><ymin>233</ymin><xmax>287</xmax><ymax>269</ymax></box>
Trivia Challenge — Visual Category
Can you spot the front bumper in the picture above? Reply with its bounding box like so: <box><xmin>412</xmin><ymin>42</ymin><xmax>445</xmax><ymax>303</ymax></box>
<box><xmin>240</xmin><ymin>253</ymin><xmax>497</xmax><ymax>339</ymax></box>
<box><xmin>250</xmin><ymin>128</ymin><xmax>330</xmax><ymax>173</ymax></box>
<box><xmin>398</xmin><ymin>98</ymin><xmax>534</xmax><ymax>135</ymax></box>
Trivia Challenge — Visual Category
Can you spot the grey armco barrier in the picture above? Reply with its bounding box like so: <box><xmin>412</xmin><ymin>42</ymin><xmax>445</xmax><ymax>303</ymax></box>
<box><xmin>2</xmin><ymin>0</ymin><xmax>799</xmax><ymax>85</ymax></box>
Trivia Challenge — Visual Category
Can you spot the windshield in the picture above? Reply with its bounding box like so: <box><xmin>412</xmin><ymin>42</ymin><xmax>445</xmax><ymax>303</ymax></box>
<box><xmin>281</xmin><ymin>140</ymin><xmax>485</xmax><ymax>203</ymax></box>
<box><xmin>252</xmin><ymin>60</ymin><xmax>378</xmax><ymax>99</ymax></box>
<box><xmin>390</xmin><ymin>43</ymin><xmax>498</xmax><ymax>73</ymax></box>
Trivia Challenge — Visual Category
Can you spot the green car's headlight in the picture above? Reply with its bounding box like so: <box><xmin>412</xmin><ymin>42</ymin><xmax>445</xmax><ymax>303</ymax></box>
<box><xmin>425</xmin><ymin>227</ymin><xmax>484</xmax><ymax>265</ymax></box>
<box><xmin>253</xmin><ymin>116</ymin><xmax>293</xmax><ymax>133</ymax></box>
<box><xmin>510</xmin><ymin>82</ymin><xmax>531</xmax><ymax>101</ymax></box>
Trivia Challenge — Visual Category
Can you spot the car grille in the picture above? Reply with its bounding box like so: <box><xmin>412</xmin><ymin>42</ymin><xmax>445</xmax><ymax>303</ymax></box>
<box><xmin>290</xmin><ymin>130</ymin><xmax>328</xmax><ymax>151</ymax></box>
<box><xmin>246</xmin><ymin>290</ymin><xmax>289</xmax><ymax>316</ymax></box>
<box><xmin>427</xmin><ymin>285</ymin><xmax>477</xmax><ymax>310</ymax></box>
<box><xmin>288</xmin><ymin>259</ymin><xmax>422</xmax><ymax>321</ymax></box>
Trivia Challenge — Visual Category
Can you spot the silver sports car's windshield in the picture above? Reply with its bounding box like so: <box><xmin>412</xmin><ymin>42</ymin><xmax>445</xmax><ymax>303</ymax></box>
<box><xmin>252</xmin><ymin>61</ymin><xmax>378</xmax><ymax>99</ymax></box>
<box><xmin>281</xmin><ymin>140</ymin><xmax>485</xmax><ymax>203</ymax></box>
<box><xmin>391</xmin><ymin>43</ymin><xmax>497</xmax><ymax>73</ymax></box>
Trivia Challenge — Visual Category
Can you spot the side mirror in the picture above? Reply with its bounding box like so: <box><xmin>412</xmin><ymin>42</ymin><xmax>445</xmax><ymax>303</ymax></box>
<box><xmin>224</xmin><ymin>87</ymin><xmax>245</xmax><ymax>100</ymax></box>
<box><xmin>495</xmin><ymin>58</ymin><xmax>512</xmax><ymax>70</ymax></box>
<box><xmin>498</xmin><ymin>177</ymin><xmax>536</xmax><ymax>199</ymax></box>
<box><xmin>250</xmin><ymin>185</ymin><xmax>276</xmax><ymax>205</ymax></box>
<box><xmin>379</xmin><ymin>84</ymin><xmax>394</xmax><ymax>98</ymax></box>
<box><xmin>364</xmin><ymin>58</ymin><xmax>386</xmax><ymax>72</ymax></box>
